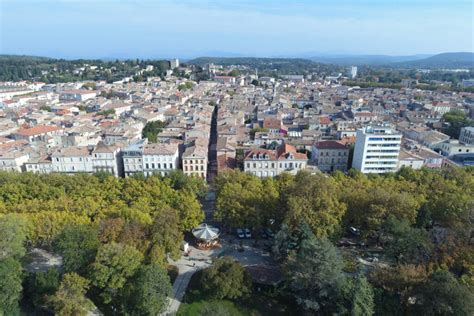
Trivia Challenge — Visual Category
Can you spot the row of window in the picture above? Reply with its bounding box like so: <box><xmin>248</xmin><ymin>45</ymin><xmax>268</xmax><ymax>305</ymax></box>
<box><xmin>144</xmin><ymin>163</ymin><xmax>174</xmax><ymax>170</ymax></box>
<box><xmin>318</xmin><ymin>151</ymin><xmax>348</xmax><ymax>156</ymax></box>
<box><xmin>183</xmin><ymin>159</ymin><xmax>205</xmax><ymax>164</ymax></box>
<box><xmin>144</xmin><ymin>156</ymin><xmax>174</xmax><ymax>162</ymax></box>
<box><xmin>184</xmin><ymin>165</ymin><xmax>205</xmax><ymax>171</ymax></box>
<box><xmin>246</xmin><ymin>162</ymin><xmax>304</xmax><ymax>169</ymax></box>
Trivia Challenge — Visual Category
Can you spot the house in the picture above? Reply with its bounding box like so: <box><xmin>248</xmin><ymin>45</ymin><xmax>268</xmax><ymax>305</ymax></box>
<box><xmin>0</xmin><ymin>148</ymin><xmax>29</xmax><ymax>172</ymax></box>
<box><xmin>51</xmin><ymin>146</ymin><xmax>94</xmax><ymax>173</ymax></box>
<box><xmin>92</xmin><ymin>141</ymin><xmax>123</xmax><ymax>177</ymax></box>
<box><xmin>182</xmin><ymin>145</ymin><xmax>208</xmax><ymax>179</ymax></box>
<box><xmin>122</xmin><ymin>141</ymin><xmax>145</xmax><ymax>178</ymax></box>
<box><xmin>263</xmin><ymin>117</ymin><xmax>282</xmax><ymax>133</ymax></box>
<box><xmin>59</xmin><ymin>90</ymin><xmax>97</xmax><ymax>102</ymax></box>
<box><xmin>311</xmin><ymin>141</ymin><xmax>349</xmax><ymax>172</ymax></box>
<box><xmin>243</xmin><ymin>143</ymin><xmax>307</xmax><ymax>177</ymax></box>
<box><xmin>13</xmin><ymin>125</ymin><xmax>62</xmax><ymax>143</ymax></box>
<box><xmin>142</xmin><ymin>143</ymin><xmax>179</xmax><ymax>177</ymax></box>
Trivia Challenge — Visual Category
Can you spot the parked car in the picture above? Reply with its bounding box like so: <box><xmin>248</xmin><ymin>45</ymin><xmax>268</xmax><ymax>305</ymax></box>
<box><xmin>236</xmin><ymin>228</ymin><xmax>245</xmax><ymax>239</ymax></box>
<box><xmin>244</xmin><ymin>228</ymin><xmax>252</xmax><ymax>239</ymax></box>
<box><xmin>349</xmin><ymin>226</ymin><xmax>361</xmax><ymax>236</ymax></box>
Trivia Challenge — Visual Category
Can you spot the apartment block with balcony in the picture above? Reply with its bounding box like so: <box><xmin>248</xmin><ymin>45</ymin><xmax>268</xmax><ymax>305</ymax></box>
<box><xmin>352</xmin><ymin>126</ymin><xmax>401</xmax><ymax>173</ymax></box>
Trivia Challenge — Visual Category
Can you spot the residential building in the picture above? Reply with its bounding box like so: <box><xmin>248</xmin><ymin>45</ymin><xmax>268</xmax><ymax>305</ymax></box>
<box><xmin>352</xmin><ymin>126</ymin><xmax>402</xmax><ymax>173</ymax></box>
<box><xmin>311</xmin><ymin>140</ymin><xmax>349</xmax><ymax>172</ymax></box>
<box><xmin>436</xmin><ymin>140</ymin><xmax>474</xmax><ymax>157</ymax></box>
<box><xmin>51</xmin><ymin>146</ymin><xmax>94</xmax><ymax>173</ymax></box>
<box><xmin>59</xmin><ymin>90</ymin><xmax>97</xmax><ymax>102</ymax></box>
<box><xmin>182</xmin><ymin>145</ymin><xmax>208</xmax><ymax>179</ymax></box>
<box><xmin>459</xmin><ymin>126</ymin><xmax>474</xmax><ymax>145</ymax></box>
<box><xmin>92</xmin><ymin>142</ymin><xmax>122</xmax><ymax>177</ymax></box>
<box><xmin>244</xmin><ymin>143</ymin><xmax>307</xmax><ymax>177</ymax></box>
<box><xmin>142</xmin><ymin>143</ymin><xmax>179</xmax><ymax>177</ymax></box>
<box><xmin>122</xmin><ymin>141</ymin><xmax>145</xmax><ymax>177</ymax></box>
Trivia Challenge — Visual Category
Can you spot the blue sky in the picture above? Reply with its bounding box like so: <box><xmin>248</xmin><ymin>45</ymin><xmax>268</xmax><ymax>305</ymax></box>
<box><xmin>0</xmin><ymin>0</ymin><xmax>472</xmax><ymax>59</ymax></box>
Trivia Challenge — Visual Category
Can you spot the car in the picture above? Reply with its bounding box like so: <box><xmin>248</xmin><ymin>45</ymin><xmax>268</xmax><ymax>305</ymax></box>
<box><xmin>236</xmin><ymin>228</ymin><xmax>245</xmax><ymax>239</ymax></box>
<box><xmin>244</xmin><ymin>228</ymin><xmax>252</xmax><ymax>239</ymax></box>
<box><xmin>349</xmin><ymin>226</ymin><xmax>361</xmax><ymax>236</ymax></box>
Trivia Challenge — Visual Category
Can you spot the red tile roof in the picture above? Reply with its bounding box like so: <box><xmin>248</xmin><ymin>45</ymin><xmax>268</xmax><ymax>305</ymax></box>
<box><xmin>16</xmin><ymin>125</ymin><xmax>60</xmax><ymax>137</ymax></box>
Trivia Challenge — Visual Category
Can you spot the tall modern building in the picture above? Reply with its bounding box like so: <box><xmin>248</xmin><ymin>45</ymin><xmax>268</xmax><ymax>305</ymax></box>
<box><xmin>350</xmin><ymin>66</ymin><xmax>358</xmax><ymax>79</ymax></box>
<box><xmin>352</xmin><ymin>126</ymin><xmax>401</xmax><ymax>173</ymax></box>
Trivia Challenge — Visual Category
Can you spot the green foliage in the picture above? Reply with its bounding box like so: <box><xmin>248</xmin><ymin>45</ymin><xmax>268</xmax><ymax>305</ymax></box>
<box><xmin>382</xmin><ymin>216</ymin><xmax>433</xmax><ymax>265</ymax></box>
<box><xmin>285</xmin><ymin>237</ymin><xmax>345</xmax><ymax>313</ymax></box>
<box><xmin>142</xmin><ymin>120</ymin><xmax>167</xmax><ymax>142</ymax></box>
<box><xmin>249</xmin><ymin>127</ymin><xmax>269</xmax><ymax>139</ymax></box>
<box><xmin>39</xmin><ymin>105</ymin><xmax>52</xmax><ymax>112</ymax></box>
<box><xmin>178</xmin><ymin>300</ymin><xmax>245</xmax><ymax>316</ymax></box>
<box><xmin>25</xmin><ymin>268</ymin><xmax>60</xmax><ymax>309</ymax></box>
<box><xmin>341</xmin><ymin>276</ymin><xmax>375</xmax><ymax>316</ymax></box>
<box><xmin>122</xmin><ymin>264</ymin><xmax>172</xmax><ymax>315</ymax></box>
<box><xmin>413</xmin><ymin>270</ymin><xmax>474</xmax><ymax>316</ymax></box>
<box><xmin>49</xmin><ymin>272</ymin><xmax>94</xmax><ymax>316</ymax></box>
<box><xmin>148</xmin><ymin>207</ymin><xmax>183</xmax><ymax>263</ymax></box>
<box><xmin>442</xmin><ymin>109</ymin><xmax>473</xmax><ymax>138</ymax></box>
<box><xmin>90</xmin><ymin>242</ymin><xmax>143</xmax><ymax>304</ymax></box>
<box><xmin>200</xmin><ymin>256</ymin><xmax>252</xmax><ymax>300</ymax></box>
<box><xmin>54</xmin><ymin>224</ymin><xmax>100</xmax><ymax>274</ymax></box>
<box><xmin>0</xmin><ymin>258</ymin><xmax>23</xmax><ymax>315</ymax></box>
<box><xmin>178</xmin><ymin>81</ymin><xmax>195</xmax><ymax>91</ymax></box>
<box><xmin>164</xmin><ymin>170</ymin><xmax>208</xmax><ymax>199</ymax></box>
<box><xmin>0</xmin><ymin>214</ymin><xmax>29</xmax><ymax>260</ymax></box>
<box><xmin>96</xmin><ymin>108</ymin><xmax>115</xmax><ymax>116</ymax></box>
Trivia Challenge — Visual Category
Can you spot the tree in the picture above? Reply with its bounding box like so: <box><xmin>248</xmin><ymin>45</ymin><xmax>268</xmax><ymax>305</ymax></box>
<box><xmin>165</xmin><ymin>170</ymin><xmax>208</xmax><ymax>199</ymax></box>
<box><xmin>285</xmin><ymin>237</ymin><xmax>345</xmax><ymax>313</ymax></box>
<box><xmin>200</xmin><ymin>256</ymin><xmax>252</xmax><ymax>300</ymax></box>
<box><xmin>25</xmin><ymin>268</ymin><xmax>60</xmax><ymax>309</ymax></box>
<box><xmin>148</xmin><ymin>207</ymin><xmax>182</xmax><ymax>264</ymax></box>
<box><xmin>122</xmin><ymin>264</ymin><xmax>172</xmax><ymax>315</ymax></box>
<box><xmin>249</xmin><ymin>127</ymin><xmax>268</xmax><ymax>139</ymax></box>
<box><xmin>382</xmin><ymin>216</ymin><xmax>433</xmax><ymax>265</ymax></box>
<box><xmin>0</xmin><ymin>214</ymin><xmax>29</xmax><ymax>260</ymax></box>
<box><xmin>90</xmin><ymin>242</ymin><xmax>143</xmax><ymax>304</ymax></box>
<box><xmin>49</xmin><ymin>273</ymin><xmax>94</xmax><ymax>316</ymax></box>
<box><xmin>442</xmin><ymin>109</ymin><xmax>473</xmax><ymax>138</ymax></box>
<box><xmin>0</xmin><ymin>258</ymin><xmax>23</xmax><ymax>315</ymax></box>
<box><xmin>342</xmin><ymin>276</ymin><xmax>375</xmax><ymax>316</ymax></box>
<box><xmin>54</xmin><ymin>225</ymin><xmax>100</xmax><ymax>274</ymax></box>
<box><xmin>142</xmin><ymin>120</ymin><xmax>167</xmax><ymax>142</ymax></box>
<box><xmin>413</xmin><ymin>270</ymin><xmax>474</xmax><ymax>316</ymax></box>
<box><xmin>282</xmin><ymin>172</ymin><xmax>346</xmax><ymax>238</ymax></box>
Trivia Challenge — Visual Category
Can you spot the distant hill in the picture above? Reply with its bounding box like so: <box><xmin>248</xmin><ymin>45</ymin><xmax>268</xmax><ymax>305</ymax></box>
<box><xmin>308</xmin><ymin>54</ymin><xmax>431</xmax><ymax>66</ymax></box>
<box><xmin>392</xmin><ymin>52</ymin><xmax>474</xmax><ymax>69</ymax></box>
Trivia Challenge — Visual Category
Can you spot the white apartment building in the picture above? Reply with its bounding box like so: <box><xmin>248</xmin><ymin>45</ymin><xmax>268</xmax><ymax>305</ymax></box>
<box><xmin>311</xmin><ymin>141</ymin><xmax>349</xmax><ymax>172</ymax></box>
<box><xmin>51</xmin><ymin>147</ymin><xmax>94</xmax><ymax>173</ymax></box>
<box><xmin>92</xmin><ymin>142</ymin><xmax>122</xmax><ymax>177</ymax></box>
<box><xmin>182</xmin><ymin>145</ymin><xmax>208</xmax><ymax>179</ymax></box>
<box><xmin>142</xmin><ymin>143</ymin><xmax>179</xmax><ymax>177</ymax></box>
<box><xmin>0</xmin><ymin>150</ymin><xmax>29</xmax><ymax>172</ymax></box>
<box><xmin>352</xmin><ymin>126</ymin><xmax>402</xmax><ymax>173</ymax></box>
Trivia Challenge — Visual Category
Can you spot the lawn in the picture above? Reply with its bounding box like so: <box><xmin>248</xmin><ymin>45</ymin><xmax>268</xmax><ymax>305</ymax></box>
<box><xmin>178</xmin><ymin>269</ymin><xmax>299</xmax><ymax>316</ymax></box>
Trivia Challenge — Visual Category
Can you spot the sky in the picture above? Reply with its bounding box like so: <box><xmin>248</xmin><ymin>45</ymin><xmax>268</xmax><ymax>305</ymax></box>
<box><xmin>0</xmin><ymin>0</ymin><xmax>473</xmax><ymax>59</ymax></box>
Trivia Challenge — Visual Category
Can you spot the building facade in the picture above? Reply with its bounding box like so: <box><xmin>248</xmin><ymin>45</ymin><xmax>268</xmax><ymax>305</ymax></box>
<box><xmin>352</xmin><ymin>126</ymin><xmax>402</xmax><ymax>173</ymax></box>
<box><xmin>244</xmin><ymin>144</ymin><xmax>307</xmax><ymax>177</ymax></box>
<box><xmin>311</xmin><ymin>140</ymin><xmax>349</xmax><ymax>172</ymax></box>
<box><xmin>182</xmin><ymin>145</ymin><xmax>208</xmax><ymax>179</ymax></box>
<box><xmin>142</xmin><ymin>143</ymin><xmax>179</xmax><ymax>177</ymax></box>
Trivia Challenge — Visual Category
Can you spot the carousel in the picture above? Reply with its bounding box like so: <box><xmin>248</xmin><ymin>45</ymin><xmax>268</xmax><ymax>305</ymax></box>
<box><xmin>192</xmin><ymin>223</ymin><xmax>220</xmax><ymax>249</ymax></box>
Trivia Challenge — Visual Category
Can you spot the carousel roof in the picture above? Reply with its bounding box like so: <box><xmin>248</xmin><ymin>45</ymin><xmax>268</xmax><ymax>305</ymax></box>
<box><xmin>192</xmin><ymin>224</ymin><xmax>220</xmax><ymax>241</ymax></box>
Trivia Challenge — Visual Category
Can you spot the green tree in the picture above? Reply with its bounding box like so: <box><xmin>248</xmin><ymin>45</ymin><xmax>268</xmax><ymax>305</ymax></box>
<box><xmin>148</xmin><ymin>207</ymin><xmax>183</xmax><ymax>264</ymax></box>
<box><xmin>442</xmin><ymin>109</ymin><xmax>473</xmax><ymax>138</ymax></box>
<box><xmin>54</xmin><ymin>225</ymin><xmax>100</xmax><ymax>274</ymax></box>
<box><xmin>382</xmin><ymin>216</ymin><xmax>433</xmax><ymax>265</ymax></box>
<box><xmin>122</xmin><ymin>264</ymin><xmax>172</xmax><ymax>315</ymax></box>
<box><xmin>142</xmin><ymin>120</ymin><xmax>167</xmax><ymax>142</ymax></box>
<box><xmin>282</xmin><ymin>171</ymin><xmax>346</xmax><ymax>238</ymax></box>
<box><xmin>200</xmin><ymin>256</ymin><xmax>252</xmax><ymax>300</ymax></box>
<box><xmin>49</xmin><ymin>273</ymin><xmax>94</xmax><ymax>316</ymax></box>
<box><xmin>0</xmin><ymin>258</ymin><xmax>23</xmax><ymax>315</ymax></box>
<box><xmin>90</xmin><ymin>242</ymin><xmax>143</xmax><ymax>304</ymax></box>
<box><xmin>0</xmin><ymin>214</ymin><xmax>29</xmax><ymax>260</ymax></box>
<box><xmin>343</xmin><ymin>276</ymin><xmax>375</xmax><ymax>316</ymax></box>
<box><xmin>285</xmin><ymin>237</ymin><xmax>345</xmax><ymax>313</ymax></box>
<box><xmin>413</xmin><ymin>270</ymin><xmax>474</xmax><ymax>316</ymax></box>
<box><xmin>25</xmin><ymin>268</ymin><xmax>60</xmax><ymax>309</ymax></box>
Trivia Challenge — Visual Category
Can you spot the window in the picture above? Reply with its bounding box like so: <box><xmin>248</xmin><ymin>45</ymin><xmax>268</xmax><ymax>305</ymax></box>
<box><xmin>146</xmin><ymin>163</ymin><xmax>149</xmax><ymax>169</ymax></box>
<box><xmin>151</xmin><ymin>163</ymin><xmax>155</xmax><ymax>168</ymax></box>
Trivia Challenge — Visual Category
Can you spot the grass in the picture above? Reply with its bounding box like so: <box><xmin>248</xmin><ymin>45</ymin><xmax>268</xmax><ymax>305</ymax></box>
<box><xmin>179</xmin><ymin>268</ymin><xmax>299</xmax><ymax>316</ymax></box>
